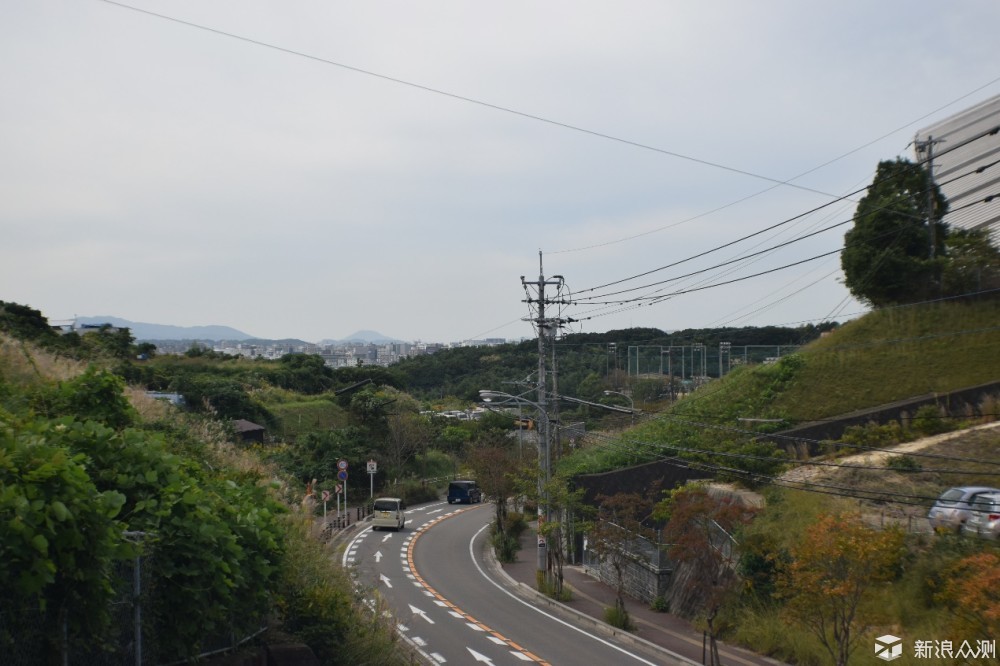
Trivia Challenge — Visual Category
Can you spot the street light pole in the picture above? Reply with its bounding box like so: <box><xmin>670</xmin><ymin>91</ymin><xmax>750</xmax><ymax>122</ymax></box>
<box><xmin>480</xmin><ymin>390</ymin><xmax>550</xmax><ymax>576</ymax></box>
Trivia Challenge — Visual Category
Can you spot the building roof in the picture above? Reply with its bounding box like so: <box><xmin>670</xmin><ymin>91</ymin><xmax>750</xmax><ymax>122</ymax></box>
<box><xmin>232</xmin><ymin>419</ymin><xmax>265</xmax><ymax>433</ymax></box>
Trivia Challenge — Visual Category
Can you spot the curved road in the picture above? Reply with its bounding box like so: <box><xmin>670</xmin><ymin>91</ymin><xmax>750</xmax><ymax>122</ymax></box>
<box><xmin>343</xmin><ymin>501</ymin><xmax>665</xmax><ymax>665</ymax></box>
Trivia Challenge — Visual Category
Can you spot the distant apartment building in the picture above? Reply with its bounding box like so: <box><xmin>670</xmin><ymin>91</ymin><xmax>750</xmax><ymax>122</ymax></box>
<box><xmin>914</xmin><ymin>94</ymin><xmax>1000</xmax><ymax>243</ymax></box>
<box><xmin>154</xmin><ymin>336</ymin><xmax>511</xmax><ymax>366</ymax></box>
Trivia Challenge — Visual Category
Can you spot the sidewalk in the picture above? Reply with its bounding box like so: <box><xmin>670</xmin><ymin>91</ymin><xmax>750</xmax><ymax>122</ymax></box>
<box><xmin>491</xmin><ymin>525</ymin><xmax>784</xmax><ymax>666</ymax></box>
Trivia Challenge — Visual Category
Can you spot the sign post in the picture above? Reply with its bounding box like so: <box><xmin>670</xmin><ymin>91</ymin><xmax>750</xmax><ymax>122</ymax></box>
<box><xmin>367</xmin><ymin>460</ymin><xmax>377</xmax><ymax>499</ymax></box>
<box><xmin>337</xmin><ymin>459</ymin><xmax>348</xmax><ymax>516</ymax></box>
<box><xmin>322</xmin><ymin>489</ymin><xmax>331</xmax><ymax>521</ymax></box>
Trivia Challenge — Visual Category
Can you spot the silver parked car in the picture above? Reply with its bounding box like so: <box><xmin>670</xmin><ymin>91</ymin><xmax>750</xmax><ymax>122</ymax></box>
<box><xmin>928</xmin><ymin>486</ymin><xmax>1000</xmax><ymax>533</ymax></box>
<box><xmin>962</xmin><ymin>492</ymin><xmax>1000</xmax><ymax>540</ymax></box>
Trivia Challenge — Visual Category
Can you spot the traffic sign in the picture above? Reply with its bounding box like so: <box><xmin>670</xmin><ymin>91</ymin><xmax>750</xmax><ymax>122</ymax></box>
<box><xmin>337</xmin><ymin>470</ymin><xmax>348</xmax><ymax>481</ymax></box>
<box><xmin>335</xmin><ymin>484</ymin><xmax>342</xmax><ymax>494</ymax></box>
<box><xmin>367</xmin><ymin>460</ymin><xmax>377</xmax><ymax>474</ymax></box>
<box><xmin>321</xmin><ymin>490</ymin><xmax>331</xmax><ymax>502</ymax></box>
<box><xmin>337</xmin><ymin>459</ymin><xmax>348</xmax><ymax>471</ymax></box>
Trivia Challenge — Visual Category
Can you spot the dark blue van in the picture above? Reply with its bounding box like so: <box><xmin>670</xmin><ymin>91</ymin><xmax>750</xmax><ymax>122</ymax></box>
<box><xmin>447</xmin><ymin>480</ymin><xmax>482</xmax><ymax>504</ymax></box>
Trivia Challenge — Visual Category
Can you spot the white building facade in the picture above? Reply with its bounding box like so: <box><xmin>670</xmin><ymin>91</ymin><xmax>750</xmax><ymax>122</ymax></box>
<box><xmin>914</xmin><ymin>94</ymin><xmax>1000</xmax><ymax>243</ymax></box>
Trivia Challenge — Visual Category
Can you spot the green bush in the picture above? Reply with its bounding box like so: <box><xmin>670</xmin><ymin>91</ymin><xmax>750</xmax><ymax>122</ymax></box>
<box><xmin>492</xmin><ymin>532</ymin><xmax>520</xmax><ymax>563</ymax></box>
<box><xmin>911</xmin><ymin>404</ymin><xmax>952</xmax><ymax>437</ymax></box>
<box><xmin>383</xmin><ymin>479</ymin><xmax>441</xmax><ymax>506</ymax></box>
<box><xmin>603</xmin><ymin>604</ymin><xmax>635</xmax><ymax>631</ymax></box>
<box><xmin>0</xmin><ymin>415</ymin><xmax>128</xmax><ymax>657</ymax></box>
<box><xmin>32</xmin><ymin>366</ymin><xmax>136</xmax><ymax>429</ymax></box>
<box><xmin>42</xmin><ymin>417</ymin><xmax>286</xmax><ymax>661</ymax></box>
<box><xmin>504</xmin><ymin>511</ymin><xmax>528</xmax><ymax>539</ymax></box>
<box><xmin>277</xmin><ymin>517</ymin><xmax>408</xmax><ymax>665</ymax></box>
<box><xmin>412</xmin><ymin>448</ymin><xmax>455</xmax><ymax>479</ymax></box>
<box><xmin>840</xmin><ymin>420</ymin><xmax>906</xmax><ymax>450</ymax></box>
<box><xmin>650</xmin><ymin>595</ymin><xmax>669</xmax><ymax>612</ymax></box>
<box><xmin>887</xmin><ymin>455</ymin><xmax>923</xmax><ymax>472</ymax></box>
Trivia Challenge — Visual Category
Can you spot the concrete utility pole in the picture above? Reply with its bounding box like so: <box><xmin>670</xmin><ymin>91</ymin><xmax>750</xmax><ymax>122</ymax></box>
<box><xmin>521</xmin><ymin>252</ymin><xmax>571</xmax><ymax>578</ymax></box>
<box><xmin>915</xmin><ymin>135</ymin><xmax>943</xmax><ymax>259</ymax></box>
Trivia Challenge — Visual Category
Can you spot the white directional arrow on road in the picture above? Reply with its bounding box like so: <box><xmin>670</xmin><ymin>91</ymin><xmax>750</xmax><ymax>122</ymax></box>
<box><xmin>408</xmin><ymin>604</ymin><xmax>435</xmax><ymax>624</ymax></box>
<box><xmin>381</xmin><ymin>534</ymin><xmax>392</xmax><ymax>542</ymax></box>
<box><xmin>374</xmin><ymin>550</ymin><xmax>383</xmax><ymax>563</ymax></box>
<box><xmin>379</xmin><ymin>573</ymin><xmax>392</xmax><ymax>588</ymax></box>
<box><xmin>467</xmin><ymin>648</ymin><xmax>494</xmax><ymax>664</ymax></box>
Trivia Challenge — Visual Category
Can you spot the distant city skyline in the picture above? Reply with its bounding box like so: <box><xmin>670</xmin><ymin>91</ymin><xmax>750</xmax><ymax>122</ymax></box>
<box><xmin>71</xmin><ymin>314</ymin><xmax>511</xmax><ymax>345</ymax></box>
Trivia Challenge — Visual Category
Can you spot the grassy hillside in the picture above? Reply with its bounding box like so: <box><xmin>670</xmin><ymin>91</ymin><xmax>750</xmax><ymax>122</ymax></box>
<box><xmin>257</xmin><ymin>389</ymin><xmax>350</xmax><ymax>441</ymax></box>
<box><xmin>775</xmin><ymin>299</ymin><xmax>1000</xmax><ymax>420</ymax></box>
<box><xmin>561</xmin><ymin>299</ymin><xmax>1000</xmax><ymax>477</ymax></box>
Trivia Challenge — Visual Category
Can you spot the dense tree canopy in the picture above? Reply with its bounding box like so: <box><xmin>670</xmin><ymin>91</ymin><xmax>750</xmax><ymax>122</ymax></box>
<box><xmin>841</xmin><ymin>158</ymin><xmax>949</xmax><ymax>306</ymax></box>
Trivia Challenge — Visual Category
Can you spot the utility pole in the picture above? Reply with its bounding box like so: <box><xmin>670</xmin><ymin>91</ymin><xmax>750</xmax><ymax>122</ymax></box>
<box><xmin>521</xmin><ymin>252</ymin><xmax>571</xmax><ymax>579</ymax></box>
<box><xmin>915</xmin><ymin>135</ymin><xmax>943</xmax><ymax>259</ymax></box>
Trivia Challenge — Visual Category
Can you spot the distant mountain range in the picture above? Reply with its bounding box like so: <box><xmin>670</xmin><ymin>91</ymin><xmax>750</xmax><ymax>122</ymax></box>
<box><xmin>319</xmin><ymin>330</ymin><xmax>403</xmax><ymax>345</ymax></box>
<box><xmin>76</xmin><ymin>317</ymin><xmax>400</xmax><ymax>344</ymax></box>
<box><xmin>77</xmin><ymin>316</ymin><xmax>254</xmax><ymax>341</ymax></box>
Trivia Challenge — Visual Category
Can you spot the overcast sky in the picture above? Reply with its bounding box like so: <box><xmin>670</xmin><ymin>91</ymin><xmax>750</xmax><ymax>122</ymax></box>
<box><xmin>3</xmin><ymin>1</ymin><xmax>999</xmax><ymax>343</ymax></box>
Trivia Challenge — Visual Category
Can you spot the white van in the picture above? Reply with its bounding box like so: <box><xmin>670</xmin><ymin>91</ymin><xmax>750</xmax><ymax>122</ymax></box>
<box><xmin>371</xmin><ymin>497</ymin><xmax>406</xmax><ymax>531</ymax></box>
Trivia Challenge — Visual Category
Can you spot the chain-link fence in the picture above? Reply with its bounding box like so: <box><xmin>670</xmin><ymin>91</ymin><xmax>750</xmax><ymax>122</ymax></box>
<box><xmin>0</xmin><ymin>548</ymin><xmax>150</xmax><ymax>666</ymax></box>
<box><xmin>0</xmin><ymin>534</ymin><xmax>265</xmax><ymax>666</ymax></box>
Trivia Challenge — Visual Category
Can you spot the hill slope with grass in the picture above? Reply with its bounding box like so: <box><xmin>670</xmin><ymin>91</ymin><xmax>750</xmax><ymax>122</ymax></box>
<box><xmin>561</xmin><ymin>299</ymin><xmax>1000</xmax><ymax>478</ymax></box>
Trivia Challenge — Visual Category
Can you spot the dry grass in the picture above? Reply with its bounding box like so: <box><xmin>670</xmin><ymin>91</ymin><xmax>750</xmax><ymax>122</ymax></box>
<box><xmin>0</xmin><ymin>333</ymin><xmax>286</xmax><ymax>498</ymax></box>
<box><xmin>780</xmin><ymin>423</ymin><xmax>1000</xmax><ymax>531</ymax></box>
<box><xmin>0</xmin><ymin>333</ymin><xmax>85</xmax><ymax>386</ymax></box>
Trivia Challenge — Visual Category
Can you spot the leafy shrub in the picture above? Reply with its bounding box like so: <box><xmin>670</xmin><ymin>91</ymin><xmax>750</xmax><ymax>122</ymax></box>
<box><xmin>0</xmin><ymin>415</ymin><xmax>127</xmax><ymax>657</ymax></box>
<box><xmin>839</xmin><ymin>420</ymin><xmax>906</xmax><ymax>450</ymax></box>
<box><xmin>386</xmin><ymin>479</ymin><xmax>441</xmax><ymax>506</ymax></box>
<box><xmin>887</xmin><ymin>455</ymin><xmax>923</xmax><ymax>472</ymax></box>
<box><xmin>911</xmin><ymin>404</ymin><xmax>952</xmax><ymax>437</ymax></box>
<box><xmin>41</xmin><ymin>417</ymin><xmax>285</xmax><ymax>660</ymax></box>
<box><xmin>504</xmin><ymin>511</ymin><xmax>528</xmax><ymax>539</ymax></box>
<box><xmin>34</xmin><ymin>366</ymin><xmax>136</xmax><ymax>429</ymax></box>
<box><xmin>650</xmin><ymin>595</ymin><xmax>669</xmax><ymax>612</ymax></box>
<box><xmin>492</xmin><ymin>532</ymin><xmax>520</xmax><ymax>563</ymax></box>
<box><xmin>412</xmin><ymin>448</ymin><xmax>455</xmax><ymax>479</ymax></box>
<box><xmin>603</xmin><ymin>604</ymin><xmax>634</xmax><ymax>630</ymax></box>
<box><xmin>277</xmin><ymin>517</ymin><xmax>408</xmax><ymax>665</ymax></box>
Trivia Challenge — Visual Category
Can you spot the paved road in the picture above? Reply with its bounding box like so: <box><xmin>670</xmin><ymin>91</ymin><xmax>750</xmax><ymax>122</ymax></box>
<box><xmin>342</xmin><ymin>501</ymin><xmax>675</xmax><ymax>665</ymax></box>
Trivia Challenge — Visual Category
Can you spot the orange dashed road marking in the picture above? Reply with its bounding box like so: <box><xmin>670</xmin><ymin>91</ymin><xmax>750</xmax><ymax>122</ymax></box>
<box><xmin>407</xmin><ymin>508</ymin><xmax>551</xmax><ymax>665</ymax></box>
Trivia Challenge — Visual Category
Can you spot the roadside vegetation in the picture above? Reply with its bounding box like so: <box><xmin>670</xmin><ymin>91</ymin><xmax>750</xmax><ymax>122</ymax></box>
<box><xmin>3</xmin><ymin>283</ymin><xmax>998</xmax><ymax>664</ymax></box>
<box><xmin>0</xmin><ymin>315</ymin><xmax>411</xmax><ymax>664</ymax></box>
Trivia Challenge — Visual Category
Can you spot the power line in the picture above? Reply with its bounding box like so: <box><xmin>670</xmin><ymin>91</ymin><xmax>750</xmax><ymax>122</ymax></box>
<box><xmin>97</xmin><ymin>0</ymin><xmax>851</xmax><ymax>200</ymax></box>
<box><xmin>570</xmin><ymin>426</ymin><xmax>1000</xmax><ymax>509</ymax></box>
<box><xmin>575</xmin><ymin>149</ymin><xmax>1000</xmax><ymax>301</ymax></box>
<box><xmin>551</xmin><ymin>81</ymin><xmax>1000</xmax><ymax>255</ymax></box>
<box><xmin>569</xmin><ymin>192</ymin><xmax>1000</xmax><ymax>319</ymax></box>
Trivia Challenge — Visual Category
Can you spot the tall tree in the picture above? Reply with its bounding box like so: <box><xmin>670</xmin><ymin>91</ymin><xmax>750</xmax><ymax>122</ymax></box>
<box><xmin>655</xmin><ymin>484</ymin><xmax>757</xmax><ymax>666</ymax></box>
<box><xmin>778</xmin><ymin>513</ymin><xmax>904</xmax><ymax>666</ymax></box>
<box><xmin>469</xmin><ymin>438</ymin><xmax>525</xmax><ymax>562</ymax></box>
<box><xmin>940</xmin><ymin>227</ymin><xmax>1000</xmax><ymax>297</ymax></box>
<box><xmin>841</xmin><ymin>158</ymin><xmax>949</xmax><ymax>306</ymax></box>
<box><xmin>588</xmin><ymin>489</ymin><xmax>658</xmax><ymax>629</ymax></box>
